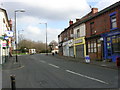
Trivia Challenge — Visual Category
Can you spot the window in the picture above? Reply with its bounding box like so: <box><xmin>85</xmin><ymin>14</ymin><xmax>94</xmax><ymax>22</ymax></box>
<box><xmin>88</xmin><ymin>42</ymin><xmax>91</xmax><ymax>53</ymax></box>
<box><xmin>94</xmin><ymin>41</ymin><xmax>97</xmax><ymax>52</ymax></box>
<box><xmin>110</xmin><ymin>13</ymin><xmax>117</xmax><ymax>29</ymax></box>
<box><xmin>112</xmin><ymin>35</ymin><xmax>120</xmax><ymax>54</ymax></box>
<box><xmin>88</xmin><ymin>40</ymin><xmax>97</xmax><ymax>53</ymax></box>
<box><xmin>90</xmin><ymin>22</ymin><xmax>94</xmax><ymax>35</ymax></box>
<box><xmin>77</xmin><ymin>29</ymin><xmax>80</xmax><ymax>38</ymax></box>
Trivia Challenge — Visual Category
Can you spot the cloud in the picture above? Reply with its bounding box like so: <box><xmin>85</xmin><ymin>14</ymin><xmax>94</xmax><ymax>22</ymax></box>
<box><xmin>23</xmin><ymin>25</ymin><xmax>62</xmax><ymax>43</ymax></box>
<box><xmin>1</xmin><ymin>0</ymin><xmax>119</xmax><ymax>44</ymax></box>
<box><xmin>94</xmin><ymin>0</ymin><xmax>120</xmax><ymax>11</ymax></box>
<box><xmin>2</xmin><ymin>0</ymin><xmax>91</xmax><ymax>21</ymax></box>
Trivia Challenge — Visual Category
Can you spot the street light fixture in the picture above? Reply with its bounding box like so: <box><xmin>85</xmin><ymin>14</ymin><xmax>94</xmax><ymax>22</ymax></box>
<box><xmin>39</xmin><ymin>23</ymin><xmax>48</xmax><ymax>55</ymax></box>
<box><xmin>14</xmin><ymin>9</ymin><xmax>25</xmax><ymax>62</ymax></box>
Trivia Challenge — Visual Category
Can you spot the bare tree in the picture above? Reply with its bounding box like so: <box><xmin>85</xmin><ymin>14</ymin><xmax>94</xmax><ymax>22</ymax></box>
<box><xmin>18</xmin><ymin>39</ymin><xmax>47</xmax><ymax>53</ymax></box>
<box><xmin>49</xmin><ymin>40</ymin><xmax>58</xmax><ymax>52</ymax></box>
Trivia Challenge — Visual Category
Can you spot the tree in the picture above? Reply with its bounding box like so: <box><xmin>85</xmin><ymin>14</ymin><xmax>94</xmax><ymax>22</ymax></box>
<box><xmin>49</xmin><ymin>40</ymin><xmax>58</xmax><ymax>52</ymax></box>
<box><xmin>18</xmin><ymin>39</ymin><xmax>47</xmax><ymax>53</ymax></box>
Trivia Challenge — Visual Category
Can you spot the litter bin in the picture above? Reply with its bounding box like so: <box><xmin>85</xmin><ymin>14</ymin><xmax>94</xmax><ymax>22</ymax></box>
<box><xmin>116</xmin><ymin>57</ymin><xmax>120</xmax><ymax>67</ymax></box>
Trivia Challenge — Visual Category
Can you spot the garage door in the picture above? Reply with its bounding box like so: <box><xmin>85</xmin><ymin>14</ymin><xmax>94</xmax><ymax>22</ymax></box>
<box><xmin>76</xmin><ymin>45</ymin><xmax>84</xmax><ymax>58</ymax></box>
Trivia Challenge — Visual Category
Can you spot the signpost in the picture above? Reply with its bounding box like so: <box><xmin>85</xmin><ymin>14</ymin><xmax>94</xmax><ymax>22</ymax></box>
<box><xmin>85</xmin><ymin>55</ymin><xmax>90</xmax><ymax>63</ymax></box>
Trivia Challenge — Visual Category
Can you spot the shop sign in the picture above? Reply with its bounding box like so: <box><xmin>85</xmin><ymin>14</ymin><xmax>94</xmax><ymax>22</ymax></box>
<box><xmin>5</xmin><ymin>31</ymin><xmax>14</xmax><ymax>37</ymax></box>
<box><xmin>2</xmin><ymin>43</ymin><xmax>6</xmax><ymax>47</ymax></box>
<box><xmin>4</xmin><ymin>36</ymin><xmax>9</xmax><ymax>40</ymax></box>
<box><xmin>68</xmin><ymin>40</ymin><xmax>73</xmax><ymax>47</ymax></box>
<box><xmin>75</xmin><ymin>39</ymin><xmax>83</xmax><ymax>44</ymax></box>
<box><xmin>107</xmin><ymin>31</ymin><xmax>120</xmax><ymax>37</ymax></box>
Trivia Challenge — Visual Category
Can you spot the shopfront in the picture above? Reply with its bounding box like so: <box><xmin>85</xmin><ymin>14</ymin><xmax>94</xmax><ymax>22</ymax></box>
<box><xmin>68</xmin><ymin>39</ymin><xmax>74</xmax><ymax>57</ymax></box>
<box><xmin>63</xmin><ymin>41</ymin><xmax>69</xmax><ymax>56</ymax></box>
<box><xmin>101</xmin><ymin>30</ymin><xmax>120</xmax><ymax>62</ymax></box>
<box><xmin>74</xmin><ymin>37</ymin><xmax>86</xmax><ymax>58</ymax></box>
<box><xmin>86</xmin><ymin>35</ymin><xmax>103</xmax><ymax>61</ymax></box>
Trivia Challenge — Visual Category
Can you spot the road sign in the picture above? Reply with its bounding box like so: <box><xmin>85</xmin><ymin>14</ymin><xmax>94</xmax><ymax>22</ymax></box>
<box><xmin>5</xmin><ymin>31</ymin><xmax>14</xmax><ymax>37</ymax></box>
<box><xmin>85</xmin><ymin>55</ymin><xmax>90</xmax><ymax>63</ymax></box>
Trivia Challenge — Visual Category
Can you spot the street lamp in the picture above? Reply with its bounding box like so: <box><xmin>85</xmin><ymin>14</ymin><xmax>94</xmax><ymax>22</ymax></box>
<box><xmin>39</xmin><ymin>23</ymin><xmax>48</xmax><ymax>55</ymax></box>
<box><xmin>14</xmin><ymin>9</ymin><xmax>25</xmax><ymax>62</ymax></box>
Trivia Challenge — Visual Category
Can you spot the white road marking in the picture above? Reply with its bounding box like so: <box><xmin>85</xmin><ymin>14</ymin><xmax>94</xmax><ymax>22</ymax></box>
<box><xmin>39</xmin><ymin>60</ymin><xmax>46</xmax><ymax>63</ymax></box>
<box><xmin>48</xmin><ymin>63</ymin><xmax>60</xmax><ymax>68</ymax></box>
<box><xmin>66</xmin><ymin>70</ymin><xmax>109</xmax><ymax>85</ymax></box>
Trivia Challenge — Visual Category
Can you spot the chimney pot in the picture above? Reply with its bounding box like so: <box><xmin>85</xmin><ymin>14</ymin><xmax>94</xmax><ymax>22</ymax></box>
<box><xmin>92</xmin><ymin>8</ymin><xmax>98</xmax><ymax>14</ymax></box>
<box><xmin>69</xmin><ymin>20</ymin><xmax>73</xmax><ymax>26</ymax></box>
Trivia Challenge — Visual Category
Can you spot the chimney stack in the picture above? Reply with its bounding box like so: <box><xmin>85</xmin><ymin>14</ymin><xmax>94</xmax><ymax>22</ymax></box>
<box><xmin>76</xmin><ymin>19</ymin><xmax>80</xmax><ymax>22</ymax></box>
<box><xmin>9</xmin><ymin>19</ymin><xmax>12</xmax><ymax>30</ymax></box>
<box><xmin>92</xmin><ymin>8</ymin><xmax>98</xmax><ymax>14</ymax></box>
<box><xmin>69</xmin><ymin>20</ymin><xmax>73</xmax><ymax>26</ymax></box>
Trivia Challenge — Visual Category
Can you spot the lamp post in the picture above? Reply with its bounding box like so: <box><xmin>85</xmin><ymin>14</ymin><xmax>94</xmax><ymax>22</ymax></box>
<box><xmin>39</xmin><ymin>23</ymin><xmax>48</xmax><ymax>55</ymax></box>
<box><xmin>14</xmin><ymin>10</ymin><xmax>25</xmax><ymax>62</ymax></box>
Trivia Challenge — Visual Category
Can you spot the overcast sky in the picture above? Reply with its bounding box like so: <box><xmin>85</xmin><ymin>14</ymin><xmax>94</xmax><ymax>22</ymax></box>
<box><xmin>0</xmin><ymin>0</ymin><xmax>119</xmax><ymax>43</ymax></box>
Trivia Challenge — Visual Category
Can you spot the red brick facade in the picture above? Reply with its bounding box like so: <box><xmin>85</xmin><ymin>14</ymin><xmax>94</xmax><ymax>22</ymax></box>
<box><xmin>86</xmin><ymin>6</ymin><xmax>120</xmax><ymax>38</ymax></box>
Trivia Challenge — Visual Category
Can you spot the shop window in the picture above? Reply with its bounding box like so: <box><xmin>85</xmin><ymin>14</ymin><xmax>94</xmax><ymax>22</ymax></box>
<box><xmin>88</xmin><ymin>42</ymin><xmax>90</xmax><ymax>53</ymax></box>
<box><xmin>94</xmin><ymin>41</ymin><xmax>97</xmax><ymax>52</ymax></box>
<box><xmin>112</xmin><ymin>35</ymin><xmax>120</xmax><ymax>54</ymax></box>
<box><xmin>88</xmin><ymin>40</ymin><xmax>97</xmax><ymax>53</ymax></box>
<box><xmin>107</xmin><ymin>37</ymin><xmax>111</xmax><ymax>41</ymax></box>
<box><xmin>91</xmin><ymin>42</ymin><xmax>94</xmax><ymax>53</ymax></box>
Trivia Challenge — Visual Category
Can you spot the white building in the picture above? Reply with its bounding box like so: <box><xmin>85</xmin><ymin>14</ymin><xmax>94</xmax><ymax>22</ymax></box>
<box><xmin>0</xmin><ymin>8</ymin><xmax>11</xmax><ymax>64</ymax></box>
<box><xmin>73</xmin><ymin>23</ymin><xmax>86</xmax><ymax>58</ymax></box>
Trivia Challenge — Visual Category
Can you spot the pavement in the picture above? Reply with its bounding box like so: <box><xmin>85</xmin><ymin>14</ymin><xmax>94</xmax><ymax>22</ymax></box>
<box><xmin>2</xmin><ymin>56</ymin><xmax>23</xmax><ymax>71</ymax></box>
<box><xmin>49</xmin><ymin>54</ymin><xmax>119</xmax><ymax>70</ymax></box>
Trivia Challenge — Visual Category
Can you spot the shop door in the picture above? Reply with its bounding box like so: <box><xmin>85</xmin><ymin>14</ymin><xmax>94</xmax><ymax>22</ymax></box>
<box><xmin>106</xmin><ymin>37</ymin><xmax>112</xmax><ymax>59</ymax></box>
<box><xmin>97</xmin><ymin>43</ymin><xmax>102</xmax><ymax>60</ymax></box>
<box><xmin>76</xmin><ymin>45</ymin><xmax>84</xmax><ymax>58</ymax></box>
<box><xmin>69</xmin><ymin>47</ymin><xmax>74</xmax><ymax>57</ymax></box>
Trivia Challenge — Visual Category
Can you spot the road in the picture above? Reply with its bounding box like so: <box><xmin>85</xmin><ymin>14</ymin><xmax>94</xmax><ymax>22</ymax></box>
<box><xmin>2</xmin><ymin>54</ymin><xmax>118</xmax><ymax>88</ymax></box>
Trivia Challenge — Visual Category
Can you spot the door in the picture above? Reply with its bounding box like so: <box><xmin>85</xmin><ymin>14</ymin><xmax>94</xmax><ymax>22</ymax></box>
<box><xmin>106</xmin><ymin>37</ymin><xmax>112</xmax><ymax>58</ymax></box>
<box><xmin>76</xmin><ymin>45</ymin><xmax>84</xmax><ymax>58</ymax></box>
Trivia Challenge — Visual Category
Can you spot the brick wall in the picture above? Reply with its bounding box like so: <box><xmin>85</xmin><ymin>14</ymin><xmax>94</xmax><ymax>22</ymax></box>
<box><xmin>86</xmin><ymin>6</ymin><xmax>120</xmax><ymax>38</ymax></box>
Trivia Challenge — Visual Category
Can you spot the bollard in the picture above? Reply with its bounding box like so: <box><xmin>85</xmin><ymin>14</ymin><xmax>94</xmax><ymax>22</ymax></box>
<box><xmin>10</xmin><ymin>75</ymin><xmax>16</xmax><ymax>90</ymax></box>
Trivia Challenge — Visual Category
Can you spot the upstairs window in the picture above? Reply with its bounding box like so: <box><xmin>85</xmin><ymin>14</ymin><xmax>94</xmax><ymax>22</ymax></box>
<box><xmin>90</xmin><ymin>22</ymin><xmax>94</xmax><ymax>35</ymax></box>
<box><xmin>109</xmin><ymin>12</ymin><xmax>117</xmax><ymax>30</ymax></box>
<box><xmin>77</xmin><ymin>29</ymin><xmax>80</xmax><ymax>38</ymax></box>
<box><xmin>111</xmin><ymin>15</ymin><xmax>117</xmax><ymax>29</ymax></box>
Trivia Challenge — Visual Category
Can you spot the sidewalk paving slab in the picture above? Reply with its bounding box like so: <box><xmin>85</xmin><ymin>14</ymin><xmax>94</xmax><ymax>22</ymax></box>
<box><xmin>50</xmin><ymin>54</ymin><xmax>119</xmax><ymax>70</ymax></box>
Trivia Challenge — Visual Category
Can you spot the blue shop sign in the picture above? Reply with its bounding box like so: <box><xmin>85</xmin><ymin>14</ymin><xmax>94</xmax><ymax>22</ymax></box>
<box><xmin>102</xmin><ymin>31</ymin><xmax>120</xmax><ymax>37</ymax></box>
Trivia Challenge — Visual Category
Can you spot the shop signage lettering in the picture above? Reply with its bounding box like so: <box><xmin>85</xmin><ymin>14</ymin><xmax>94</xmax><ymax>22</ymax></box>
<box><xmin>107</xmin><ymin>31</ymin><xmax>120</xmax><ymax>36</ymax></box>
<box><xmin>75</xmin><ymin>39</ymin><xmax>83</xmax><ymax>44</ymax></box>
<box><xmin>2</xmin><ymin>43</ymin><xmax>6</xmax><ymax>47</ymax></box>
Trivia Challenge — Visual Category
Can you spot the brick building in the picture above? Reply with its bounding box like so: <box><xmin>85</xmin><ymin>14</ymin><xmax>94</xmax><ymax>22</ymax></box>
<box><xmin>85</xmin><ymin>1</ymin><xmax>120</xmax><ymax>62</ymax></box>
<box><xmin>58</xmin><ymin>1</ymin><xmax>120</xmax><ymax>62</ymax></box>
<box><xmin>58</xmin><ymin>20</ymin><xmax>74</xmax><ymax>57</ymax></box>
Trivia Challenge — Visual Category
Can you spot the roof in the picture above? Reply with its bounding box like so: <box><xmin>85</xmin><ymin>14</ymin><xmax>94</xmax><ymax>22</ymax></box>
<box><xmin>58</xmin><ymin>1</ymin><xmax>120</xmax><ymax>36</ymax></box>
<box><xmin>74</xmin><ymin>1</ymin><xmax>120</xmax><ymax>27</ymax></box>
<box><xmin>0</xmin><ymin>8</ymin><xmax>9</xmax><ymax>26</ymax></box>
